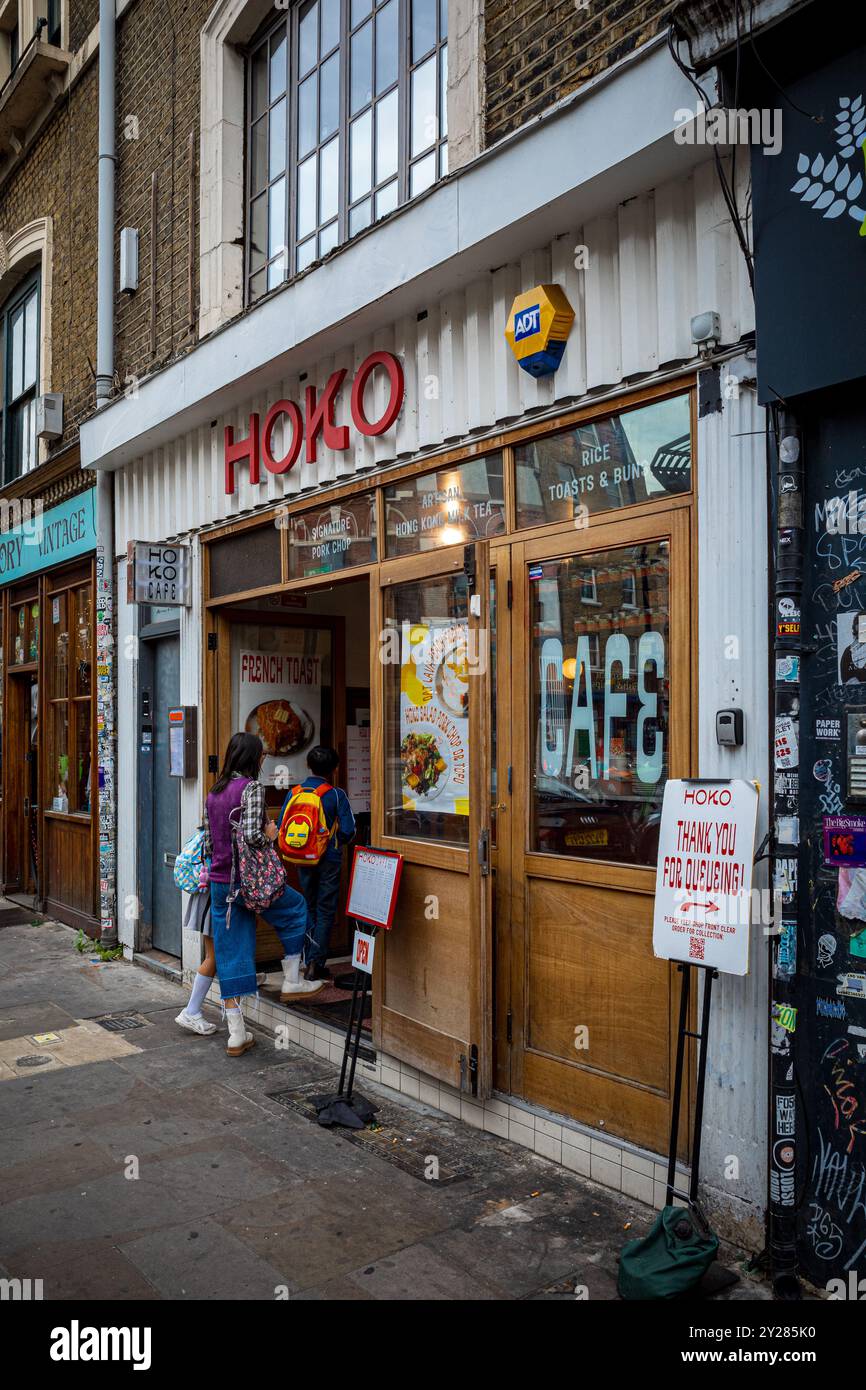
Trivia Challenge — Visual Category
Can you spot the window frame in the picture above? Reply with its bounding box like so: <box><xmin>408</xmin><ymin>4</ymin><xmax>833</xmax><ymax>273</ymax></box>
<box><xmin>1</xmin><ymin>268</ymin><xmax>41</xmax><ymax>484</ymax></box>
<box><xmin>47</xmin><ymin>0</ymin><xmax>63</xmax><ymax>48</ymax></box>
<box><xmin>45</xmin><ymin>571</ymin><xmax>94</xmax><ymax>820</ymax></box>
<box><xmin>244</xmin><ymin>0</ymin><xmax>447</xmax><ymax>304</ymax></box>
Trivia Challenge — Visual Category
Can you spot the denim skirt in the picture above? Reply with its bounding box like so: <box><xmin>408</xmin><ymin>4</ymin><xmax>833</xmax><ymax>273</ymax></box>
<box><xmin>210</xmin><ymin>880</ymin><xmax>307</xmax><ymax>999</ymax></box>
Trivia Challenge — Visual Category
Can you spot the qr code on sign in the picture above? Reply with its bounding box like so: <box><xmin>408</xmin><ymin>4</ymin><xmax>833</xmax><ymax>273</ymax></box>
<box><xmin>689</xmin><ymin>936</ymin><xmax>705</xmax><ymax>961</ymax></box>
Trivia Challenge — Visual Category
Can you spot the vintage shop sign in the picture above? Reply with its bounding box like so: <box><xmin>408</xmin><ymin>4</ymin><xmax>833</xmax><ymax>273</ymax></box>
<box><xmin>0</xmin><ymin>490</ymin><xmax>96</xmax><ymax>584</ymax></box>
<box><xmin>653</xmin><ymin>779</ymin><xmax>760</xmax><ymax>976</ymax></box>
<box><xmin>224</xmin><ymin>351</ymin><xmax>404</xmax><ymax>494</ymax></box>
<box><xmin>126</xmin><ymin>542</ymin><xmax>191</xmax><ymax>606</ymax></box>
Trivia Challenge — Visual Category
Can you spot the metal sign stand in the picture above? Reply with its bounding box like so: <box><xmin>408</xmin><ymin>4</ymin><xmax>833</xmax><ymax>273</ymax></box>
<box><xmin>312</xmin><ymin>921</ymin><xmax>379</xmax><ymax>1131</ymax></box>
<box><xmin>666</xmin><ymin>959</ymin><xmax>739</xmax><ymax>1297</ymax></box>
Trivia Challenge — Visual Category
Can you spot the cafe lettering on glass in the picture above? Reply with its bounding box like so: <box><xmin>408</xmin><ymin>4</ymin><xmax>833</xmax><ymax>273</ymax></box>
<box><xmin>223</xmin><ymin>350</ymin><xmax>404</xmax><ymax>493</ymax></box>
<box><xmin>516</xmin><ymin>393</ymin><xmax>692</xmax><ymax>528</ymax></box>
<box><xmin>532</xmin><ymin>542</ymin><xmax>670</xmax><ymax>866</ymax></box>
<box><xmin>284</xmin><ymin>492</ymin><xmax>376</xmax><ymax>579</ymax></box>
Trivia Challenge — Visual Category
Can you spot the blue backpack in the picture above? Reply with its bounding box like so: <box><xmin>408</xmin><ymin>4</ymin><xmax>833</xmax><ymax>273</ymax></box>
<box><xmin>174</xmin><ymin>827</ymin><xmax>208</xmax><ymax>894</ymax></box>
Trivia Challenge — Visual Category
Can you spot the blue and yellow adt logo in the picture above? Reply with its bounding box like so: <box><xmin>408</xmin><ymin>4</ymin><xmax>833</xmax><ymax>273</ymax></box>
<box><xmin>505</xmin><ymin>284</ymin><xmax>575</xmax><ymax>377</ymax></box>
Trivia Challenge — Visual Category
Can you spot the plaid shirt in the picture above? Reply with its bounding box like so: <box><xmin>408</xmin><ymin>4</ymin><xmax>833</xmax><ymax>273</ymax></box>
<box><xmin>202</xmin><ymin>773</ymin><xmax>268</xmax><ymax>859</ymax></box>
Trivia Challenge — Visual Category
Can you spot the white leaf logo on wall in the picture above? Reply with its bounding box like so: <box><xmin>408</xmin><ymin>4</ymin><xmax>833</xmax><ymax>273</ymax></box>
<box><xmin>789</xmin><ymin>95</ymin><xmax>866</xmax><ymax>232</ymax></box>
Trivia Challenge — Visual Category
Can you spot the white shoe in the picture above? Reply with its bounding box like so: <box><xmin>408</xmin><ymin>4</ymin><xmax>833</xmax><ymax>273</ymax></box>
<box><xmin>175</xmin><ymin>1009</ymin><xmax>217</xmax><ymax>1036</ymax></box>
<box><xmin>280</xmin><ymin>953</ymin><xmax>325</xmax><ymax>1002</ymax></box>
<box><xmin>225</xmin><ymin>1006</ymin><xmax>256</xmax><ymax>1056</ymax></box>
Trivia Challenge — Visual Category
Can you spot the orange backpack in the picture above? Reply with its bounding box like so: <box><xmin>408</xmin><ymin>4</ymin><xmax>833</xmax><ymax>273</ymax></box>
<box><xmin>278</xmin><ymin>782</ymin><xmax>337</xmax><ymax>863</ymax></box>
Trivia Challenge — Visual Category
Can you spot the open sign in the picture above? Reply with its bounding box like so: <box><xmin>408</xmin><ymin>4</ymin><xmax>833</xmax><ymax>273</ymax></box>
<box><xmin>352</xmin><ymin>929</ymin><xmax>376</xmax><ymax>975</ymax></box>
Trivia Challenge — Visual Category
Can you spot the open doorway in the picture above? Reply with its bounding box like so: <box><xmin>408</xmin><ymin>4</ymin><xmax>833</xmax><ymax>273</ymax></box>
<box><xmin>214</xmin><ymin>574</ymin><xmax>372</xmax><ymax>1034</ymax></box>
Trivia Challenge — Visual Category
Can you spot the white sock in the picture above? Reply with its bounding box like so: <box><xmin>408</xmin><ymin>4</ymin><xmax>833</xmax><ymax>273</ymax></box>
<box><xmin>187</xmin><ymin>971</ymin><xmax>212</xmax><ymax>1017</ymax></box>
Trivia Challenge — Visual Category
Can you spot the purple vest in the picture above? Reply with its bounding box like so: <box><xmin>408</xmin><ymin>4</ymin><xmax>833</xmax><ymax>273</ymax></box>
<box><xmin>206</xmin><ymin>777</ymin><xmax>250</xmax><ymax>882</ymax></box>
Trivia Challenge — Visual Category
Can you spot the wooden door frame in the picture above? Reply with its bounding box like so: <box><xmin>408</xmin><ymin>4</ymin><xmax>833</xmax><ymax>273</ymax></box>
<box><xmin>500</xmin><ymin>502</ymin><xmax>696</xmax><ymax>1155</ymax></box>
<box><xmin>369</xmin><ymin>541</ymin><xmax>493</xmax><ymax>1093</ymax></box>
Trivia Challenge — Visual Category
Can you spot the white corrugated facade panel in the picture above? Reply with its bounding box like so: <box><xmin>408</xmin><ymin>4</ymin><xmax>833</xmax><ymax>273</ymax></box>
<box><xmin>114</xmin><ymin>156</ymin><xmax>754</xmax><ymax>551</ymax></box>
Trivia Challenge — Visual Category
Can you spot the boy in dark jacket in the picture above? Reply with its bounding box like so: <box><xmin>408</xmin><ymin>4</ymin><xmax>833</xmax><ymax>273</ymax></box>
<box><xmin>282</xmin><ymin>745</ymin><xmax>356</xmax><ymax>981</ymax></box>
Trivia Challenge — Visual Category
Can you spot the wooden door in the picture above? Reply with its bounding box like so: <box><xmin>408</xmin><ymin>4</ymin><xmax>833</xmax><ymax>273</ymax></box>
<box><xmin>502</xmin><ymin>508</ymin><xmax>693</xmax><ymax>1156</ymax></box>
<box><xmin>5</xmin><ymin>672</ymin><xmax>36</xmax><ymax>893</ymax></box>
<box><xmin>371</xmin><ymin>542</ymin><xmax>492</xmax><ymax>1095</ymax></box>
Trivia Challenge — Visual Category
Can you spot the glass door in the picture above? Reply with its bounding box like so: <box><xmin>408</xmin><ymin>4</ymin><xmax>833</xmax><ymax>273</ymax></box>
<box><xmin>371</xmin><ymin>541</ymin><xmax>492</xmax><ymax>1095</ymax></box>
<box><xmin>504</xmin><ymin>508</ymin><xmax>693</xmax><ymax>1157</ymax></box>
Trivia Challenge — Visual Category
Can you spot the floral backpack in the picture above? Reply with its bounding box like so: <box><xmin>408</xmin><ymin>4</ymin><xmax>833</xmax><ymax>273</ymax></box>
<box><xmin>228</xmin><ymin>786</ymin><xmax>286</xmax><ymax>916</ymax></box>
<box><xmin>174</xmin><ymin>827</ymin><xmax>208</xmax><ymax>894</ymax></box>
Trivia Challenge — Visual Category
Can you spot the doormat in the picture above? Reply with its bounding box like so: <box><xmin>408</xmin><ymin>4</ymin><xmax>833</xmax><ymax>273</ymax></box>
<box><xmin>0</xmin><ymin>908</ymin><xmax>39</xmax><ymax>927</ymax></box>
<box><xmin>268</xmin><ymin>1080</ymin><xmax>475</xmax><ymax>1185</ymax></box>
<box><xmin>92</xmin><ymin>1013</ymin><xmax>150</xmax><ymax>1033</ymax></box>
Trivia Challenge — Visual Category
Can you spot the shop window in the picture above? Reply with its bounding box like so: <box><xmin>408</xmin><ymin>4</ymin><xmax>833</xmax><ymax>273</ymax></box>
<box><xmin>383</xmin><ymin>570</ymin><xmax>470</xmax><ymax>846</ymax></box>
<box><xmin>11</xmin><ymin>597</ymin><xmax>39</xmax><ymax>665</ymax></box>
<box><xmin>208</xmin><ymin>522</ymin><xmax>282</xmax><ymax>597</ymax></box>
<box><xmin>515</xmin><ymin>393</ymin><xmax>692</xmax><ymax>531</ymax></box>
<box><xmin>246</xmin><ymin>0</ymin><xmax>448</xmax><ymax>302</ymax></box>
<box><xmin>0</xmin><ymin>619</ymin><xmax>4</xmax><ymax>798</ymax></box>
<box><xmin>532</xmin><ymin>541</ymin><xmax>670</xmax><ymax>866</ymax></box>
<box><xmin>46</xmin><ymin>580</ymin><xmax>92</xmax><ymax>816</ymax></box>
<box><xmin>1</xmin><ymin>270</ymin><xmax>40</xmax><ymax>482</ymax></box>
<box><xmin>384</xmin><ymin>454</ymin><xmax>505</xmax><ymax>557</ymax></box>
<box><xmin>284</xmin><ymin>490</ymin><xmax>376</xmax><ymax>578</ymax></box>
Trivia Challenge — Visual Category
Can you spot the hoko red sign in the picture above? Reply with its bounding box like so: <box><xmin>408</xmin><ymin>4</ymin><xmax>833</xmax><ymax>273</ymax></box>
<box><xmin>224</xmin><ymin>350</ymin><xmax>404</xmax><ymax>494</ymax></box>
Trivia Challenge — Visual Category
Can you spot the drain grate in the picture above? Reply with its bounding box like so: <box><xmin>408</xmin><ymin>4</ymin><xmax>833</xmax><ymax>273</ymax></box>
<box><xmin>268</xmin><ymin>1080</ymin><xmax>476</xmax><ymax>1185</ymax></box>
<box><xmin>93</xmin><ymin>1013</ymin><xmax>148</xmax><ymax>1033</ymax></box>
<box><xmin>16</xmin><ymin>1054</ymin><xmax>55</xmax><ymax>1068</ymax></box>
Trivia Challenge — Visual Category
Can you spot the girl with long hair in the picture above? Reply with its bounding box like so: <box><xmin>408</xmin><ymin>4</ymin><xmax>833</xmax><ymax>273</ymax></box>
<box><xmin>201</xmin><ymin>731</ymin><xmax>323</xmax><ymax>1056</ymax></box>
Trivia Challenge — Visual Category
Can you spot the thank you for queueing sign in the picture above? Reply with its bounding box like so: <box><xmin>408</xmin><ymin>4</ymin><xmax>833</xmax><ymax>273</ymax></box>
<box><xmin>653</xmin><ymin>779</ymin><xmax>760</xmax><ymax>976</ymax></box>
<box><xmin>126</xmin><ymin>541</ymin><xmax>192</xmax><ymax>606</ymax></box>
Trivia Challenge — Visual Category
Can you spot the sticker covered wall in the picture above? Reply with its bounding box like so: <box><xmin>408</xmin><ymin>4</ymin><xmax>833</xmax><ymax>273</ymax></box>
<box><xmin>796</xmin><ymin>386</ymin><xmax>866</xmax><ymax>1285</ymax></box>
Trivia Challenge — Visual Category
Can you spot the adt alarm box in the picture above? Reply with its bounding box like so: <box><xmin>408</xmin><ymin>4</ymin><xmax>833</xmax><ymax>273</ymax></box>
<box><xmin>168</xmin><ymin>707</ymin><xmax>197</xmax><ymax>778</ymax></box>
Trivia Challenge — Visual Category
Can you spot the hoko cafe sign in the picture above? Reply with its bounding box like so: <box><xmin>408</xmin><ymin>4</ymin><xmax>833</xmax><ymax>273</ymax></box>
<box><xmin>224</xmin><ymin>350</ymin><xmax>404</xmax><ymax>494</ymax></box>
<box><xmin>0</xmin><ymin>490</ymin><xmax>97</xmax><ymax>583</ymax></box>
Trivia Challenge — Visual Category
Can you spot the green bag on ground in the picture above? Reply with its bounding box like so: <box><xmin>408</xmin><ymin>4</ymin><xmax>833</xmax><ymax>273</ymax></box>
<box><xmin>617</xmin><ymin>1204</ymin><xmax>719</xmax><ymax>1299</ymax></box>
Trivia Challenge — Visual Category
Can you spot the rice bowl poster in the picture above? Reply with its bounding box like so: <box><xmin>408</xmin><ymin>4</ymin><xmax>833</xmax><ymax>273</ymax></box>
<box><xmin>399</xmin><ymin>620</ymin><xmax>470</xmax><ymax>817</ymax></box>
<box><xmin>236</xmin><ymin>648</ymin><xmax>321</xmax><ymax>787</ymax></box>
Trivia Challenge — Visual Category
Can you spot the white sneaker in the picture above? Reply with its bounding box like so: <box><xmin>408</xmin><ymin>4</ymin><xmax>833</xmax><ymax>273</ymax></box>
<box><xmin>225</xmin><ymin>1006</ymin><xmax>256</xmax><ymax>1057</ymax></box>
<box><xmin>175</xmin><ymin>1009</ymin><xmax>217</xmax><ymax>1036</ymax></box>
<box><xmin>280</xmin><ymin>953</ymin><xmax>325</xmax><ymax>1002</ymax></box>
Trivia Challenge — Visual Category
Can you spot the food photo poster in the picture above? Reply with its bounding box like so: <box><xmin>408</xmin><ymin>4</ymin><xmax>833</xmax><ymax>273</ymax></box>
<box><xmin>236</xmin><ymin>645</ymin><xmax>321</xmax><ymax>786</ymax></box>
<box><xmin>399</xmin><ymin>619</ymin><xmax>470</xmax><ymax>818</ymax></box>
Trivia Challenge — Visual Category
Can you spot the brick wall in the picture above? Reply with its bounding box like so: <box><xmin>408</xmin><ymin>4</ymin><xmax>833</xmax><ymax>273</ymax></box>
<box><xmin>0</xmin><ymin>68</ymin><xmax>100</xmax><ymax>460</ymax></box>
<box><xmin>485</xmin><ymin>0</ymin><xmax>680</xmax><ymax>145</ymax></box>
<box><xmin>0</xmin><ymin>0</ymin><xmax>211</xmax><ymax>481</ymax></box>
<box><xmin>113</xmin><ymin>0</ymin><xmax>213</xmax><ymax>393</ymax></box>
<box><xmin>69</xmin><ymin>0</ymin><xmax>100</xmax><ymax>55</ymax></box>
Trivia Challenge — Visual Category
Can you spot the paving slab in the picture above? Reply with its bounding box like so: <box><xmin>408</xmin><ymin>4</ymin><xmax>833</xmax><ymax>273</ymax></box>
<box><xmin>119</xmin><ymin>1221</ymin><xmax>289</xmax><ymax>1300</ymax></box>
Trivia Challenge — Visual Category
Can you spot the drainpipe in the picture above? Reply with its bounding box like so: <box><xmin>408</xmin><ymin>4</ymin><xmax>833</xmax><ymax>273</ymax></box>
<box><xmin>769</xmin><ymin>407</ymin><xmax>803</xmax><ymax>1298</ymax></box>
<box><xmin>94</xmin><ymin>0</ymin><xmax>117</xmax><ymax>943</ymax></box>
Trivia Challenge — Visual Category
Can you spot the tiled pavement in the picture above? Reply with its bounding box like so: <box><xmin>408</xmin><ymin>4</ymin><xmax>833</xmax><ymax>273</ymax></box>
<box><xmin>0</xmin><ymin>915</ymin><xmax>771</xmax><ymax>1301</ymax></box>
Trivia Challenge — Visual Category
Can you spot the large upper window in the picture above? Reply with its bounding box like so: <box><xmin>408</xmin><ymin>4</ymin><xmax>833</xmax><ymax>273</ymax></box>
<box><xmin>246</xmin><ymin>0</ymin><xmax>448</xmax><ymax>303</ymax></box>
<box><xmin>1</xmin><ymin>270</ymin><xmax>40</xmax><ymax>482</ymax></box>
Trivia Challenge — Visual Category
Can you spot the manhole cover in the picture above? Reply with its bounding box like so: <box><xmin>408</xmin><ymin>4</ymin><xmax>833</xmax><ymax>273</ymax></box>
<box><xmin>268</xmin><ymin>1081</ymin><xmax>476</xmax><ymax>1185</ymax></box>
<box><xmin>16</xmin><ymin>1054</ymin><xmax>55</xmax><ymax>1068</ymax></box>
<box><xmin>94</xmin><ymin>1014</ymin><xmax>148</xmax><ymax>1033</ymax></box>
